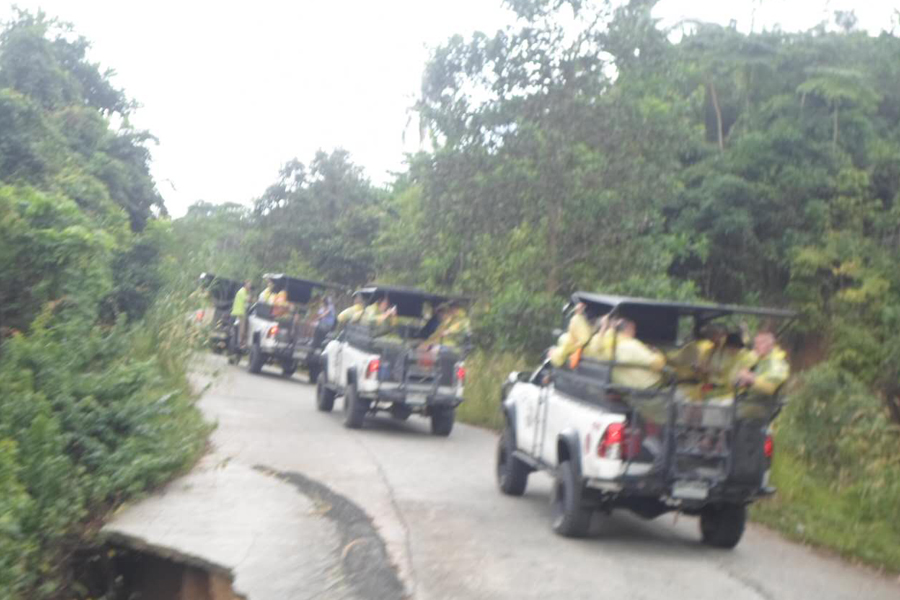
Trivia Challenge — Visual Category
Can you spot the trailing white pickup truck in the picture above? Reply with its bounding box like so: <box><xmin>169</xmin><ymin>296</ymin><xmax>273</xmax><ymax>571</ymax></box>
<box><xmin>496</xmin><ymin>292</ymin><xmax>795</xmax><ymax>547</ymax></box>
<box><xmin>316</xmin><ymin>285</ymin><xmax>470</xmax><ymax>436</ymax></box>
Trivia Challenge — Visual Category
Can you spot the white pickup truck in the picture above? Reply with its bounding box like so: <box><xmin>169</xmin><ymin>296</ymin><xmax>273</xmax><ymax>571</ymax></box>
<box><xmin>246</xmin><ymin>274</ymin><xmax>343</xmax><ymax>379</ymax></box>
<box><xmin>496</xmin><ymin>292</ymin><xmax>795</xmax><ymax>547</ymax></box>
<box><xmin>316</xmin><ymin>285</ymin><xmax>469</xmax><ymax>436</ymax></box>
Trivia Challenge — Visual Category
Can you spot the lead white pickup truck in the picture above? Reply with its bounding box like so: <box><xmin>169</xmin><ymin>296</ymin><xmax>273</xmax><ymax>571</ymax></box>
<box><xmin>316</xmin><ymin>285</ymin><xmax>470</xmax><ymax>436</ymax></box>
<box><xmin>496</xmin><ymin>292</ymin><xmax>795</xmax><ymax>547</ymax></box>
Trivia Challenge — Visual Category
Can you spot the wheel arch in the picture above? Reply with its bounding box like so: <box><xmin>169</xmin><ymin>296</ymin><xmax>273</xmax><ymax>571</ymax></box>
<box><xmin>501</xmin><ymin>397</ymin><xmax>518</xmax><ymax>446</ymax></box>
<box><xmin>557</xmin><ymin>429</ymin><xmax>582</xmax><ymax>477</ymax></box>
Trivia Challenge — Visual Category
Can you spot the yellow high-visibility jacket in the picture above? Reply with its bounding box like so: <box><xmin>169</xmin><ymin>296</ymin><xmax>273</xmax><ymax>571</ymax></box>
<box><xmin>548</xmin><ymin>313</ymin><xmax>592</xmax><ymax>367</ymax></box>
<box><xmin>749</xmin><ymin>346</ymin><xmax>790</xmax><ymax>396</ymax></box>
<box><xmin>610</xmin><ymin>336</ymin><xmax>666</xmax><ymax>389</ymax></box>
<box><xmin>338</xmin><ymin>304</ymin><xmax>365</xmax><ymax>324</ymax></box>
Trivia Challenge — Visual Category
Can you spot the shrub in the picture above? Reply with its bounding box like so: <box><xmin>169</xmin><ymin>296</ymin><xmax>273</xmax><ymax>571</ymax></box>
<box><xmin>0</xmin><ymin>298</ymin><xmax>209</xmax><ymax>598</ymax></box>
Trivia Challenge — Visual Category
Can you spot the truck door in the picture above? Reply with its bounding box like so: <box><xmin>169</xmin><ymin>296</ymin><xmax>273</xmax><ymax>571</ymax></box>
<box><xmin>329</xmin><ymin>333</ymin><xmax>345</xmax><ymax>387</ymax></box>
<box><xmin>515</xmin><ymin>383</ymin><xmax>541</xmax><ymax>454</ymax></box>
<box><xmin>516</xmin><ymin>361</ymin><xmax>551</xmax><ymax>457</ymax></box>
<box><xmin>533</xmin><ymin>385</ymin><xmax>552</xmax><ymax>463</ymax></box>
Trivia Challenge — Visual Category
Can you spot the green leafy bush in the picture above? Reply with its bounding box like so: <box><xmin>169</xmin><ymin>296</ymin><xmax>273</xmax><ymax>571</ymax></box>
<box><xmin>0</xmin><ymin>12</ymin><xmax>208</xmax><ymax>598</ymax></box>
<box><xmin>0</xmin><ymin>303</ymin><xmax>209</xmax><ymax>598</ymax></box>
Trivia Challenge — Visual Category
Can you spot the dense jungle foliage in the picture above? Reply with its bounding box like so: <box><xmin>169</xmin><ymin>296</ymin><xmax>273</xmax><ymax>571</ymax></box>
<box><xmin>176</xmin><ymin>0</ymin><xmax>900</xmax><ymax>569</ymax></box>
<box><xmin>0</xmin><ymin>11</ymin><xmax>207</xmax><ymax>599</ymax></box>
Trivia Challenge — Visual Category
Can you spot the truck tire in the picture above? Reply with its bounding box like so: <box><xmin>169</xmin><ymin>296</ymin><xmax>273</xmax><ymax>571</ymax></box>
<box><xmin>226</xmin><ymin>328</ymin><xmax>239</xmax><ymax>365</ymax></box>
<box><xmin>282</xmin><ymin>360</ymin><xmax>297</xmax><ymax>378</ymax></box>
<box><xmin>700</xmin><ymin>503</ymin><xmax>746</xmax><ymax>549</ymax></box>
<box><xmin>343</xmin><ymin>381</ymin><xmax>367</xmax><ymax>429</ymax></box>
<box><xmin>497</xmin><ymin>426</ymin><xmax>529</xmax><ymax>496</ymax></box>
<box><xmin>307</xmin><ymin>359</ymin><xmax>321</xmax><ymax>385</ymax></box>
<box><xmin>316</xmin><ymin>372</ymin><xmax>335</xmax><ymax>412</ymax></box>
<box><xmin>430</xmin><ymin>407</ymin><xmax>455</xmax><ymax>437</ymax></box>
<box><xmin>248</xmin><ymin>343</ymin><xmax>264</xmax><ymax>374</ymax></box>
<box><xmin>551</xmin><ymin>460</ymin><xmax>592</xmax><ymax>538</ymax></box>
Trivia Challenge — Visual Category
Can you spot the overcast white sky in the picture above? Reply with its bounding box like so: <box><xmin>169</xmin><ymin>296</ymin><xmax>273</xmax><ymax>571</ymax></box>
<box><xmin>4</xmin><ymin>1</ymin><xmax>898</xmax><ymax>216</ymax></box>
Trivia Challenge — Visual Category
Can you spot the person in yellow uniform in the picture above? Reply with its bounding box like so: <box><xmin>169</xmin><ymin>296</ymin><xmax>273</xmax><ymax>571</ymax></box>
<box><xmin>364</xmin><ymin>297</ymin><xmax>398</xmax><ymax>335</ymax></box>
<box><xmin>338</xmin><ymin>295</ymin><xmax>366</xmax><ymax>325</ymax></box>
<box><xmin>270</xmin><ymin>285</ymin><xmax>290</xmax><ymax>319</ymax></box>
<box><xmin>425</xmin><ymin>303</ymin><xmax>470</xmax><ymax>348</ymax></box>
<box><xmin>548</xmin><ymin>302</ymin><xmax>592</xmax><ymax>368</ymax></box>
<box><xmin>230</xmin><ymin>280</ymin><xmax>252</xmax><ymax>349</ymax></box>
<box><xmin>733</xmin><ymin>328</ymin><xmax>790</xmax><ymax>419</ymax></box>
<box><xmin>592</xmin><ymin>317</ymin><xmax>669</xmax><ymax>432</ymax></box>
<box><xmin>706</xmin><ymin>332</ymin><xmax>757</xmax><ymax>395</ymax></box>
<box><xmin>258</xmin><ymin>277</ymin><xmax>275</xmax><ymax>303</ymax></box>
<box><xmin>607</xmin><ymin>318</ymin><xmax>667</xmax><ymax>389</ymax></box>
<box><xmin>667</xmin><ymin>325</ymin><xmax>723</xmax><ymax>388</ymax></box>
<box><xmin>583</xmin><ymin>313</ymin><xmax>615</xmax><ymax>361</ymax></box>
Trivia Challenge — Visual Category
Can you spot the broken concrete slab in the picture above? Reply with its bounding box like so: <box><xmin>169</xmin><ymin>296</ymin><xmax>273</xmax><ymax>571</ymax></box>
<box><xmin>103</xmin><ymin>456</ymin><xmax>350</xmax><ymax>599</ymax></box>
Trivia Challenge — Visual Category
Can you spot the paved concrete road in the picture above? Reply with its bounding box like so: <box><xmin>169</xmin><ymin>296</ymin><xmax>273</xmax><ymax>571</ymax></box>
<box><xmin>194</xmin><ymin>356</ymin><xmax>898</xmax><ymax>599</ymax></box>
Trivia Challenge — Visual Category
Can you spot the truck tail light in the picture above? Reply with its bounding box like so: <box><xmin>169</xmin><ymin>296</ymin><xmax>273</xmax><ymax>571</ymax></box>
<box><xmin>764</xmin><ymin>434</ymin><xmax>774</xmax><ymax>459</ymax></box>
<box><xmin>456</xmin><ymin>364</ymin><xmax>466</xmax><ymax>383</ymax></box>
<box><xmin>598</xmin><ymin>423</ymin><xmax>640</xmax><ymax>460</ymax></box>
<box><xmin>267</xmin><ymin>325</ymin><xmax>279</xmax><ymax>338</ymax></box>
<box><xmin>366</xmin><ymin>358</ymin><xmax>380</xmax><ymax>379</ymax></box>
<box><xmin>599</xmin><ymin>423</ymin><xmax>625</xmax><ymax>460</ymax></box>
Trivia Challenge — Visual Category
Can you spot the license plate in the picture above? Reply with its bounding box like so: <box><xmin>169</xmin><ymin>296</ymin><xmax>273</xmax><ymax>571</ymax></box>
<box><xmin>406</xmin><ymin>394</ymin><xmax>427</xmax><ymax>406</ymax></box>
<box><xmin>672</xmin><ymin>480</ymin><xmax>709</xmax><ymax>500</ymax></box>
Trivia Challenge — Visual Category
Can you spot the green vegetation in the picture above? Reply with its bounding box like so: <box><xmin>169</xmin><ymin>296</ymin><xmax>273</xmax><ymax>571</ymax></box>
<box><xmin>458</xmin><ymin>352</ymin><xmax>529</xmax><ymax>431</ymax></box>
<box><xmin>4</xmin><ymin>0</ymin><xmax>900</xmax><ymax>591</ymax></box>
<box><xmin>0</xmin><ymin>11</ymin><xmax>207</xmax><ymax>599</ymax></box>
<box><xmin>173</xmin><ymin>1</ymin><xmax>900</xmax><ymax>569</ymax></box>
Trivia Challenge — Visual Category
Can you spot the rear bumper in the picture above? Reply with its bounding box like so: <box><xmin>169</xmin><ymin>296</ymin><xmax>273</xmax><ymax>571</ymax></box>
<box><xmin>585</xmin><ymin>471</ymin><xmax>770</xmax><ymax>507</ymax></box>
<box><xmin>258</xmin><ymin>340</ymin><xmax>312</xmax><ymax>361</ymax></box>
<box><xmin>371</xmin><ymin>386</ymin><xmax>462</xmax><ymax>409</ymax></box>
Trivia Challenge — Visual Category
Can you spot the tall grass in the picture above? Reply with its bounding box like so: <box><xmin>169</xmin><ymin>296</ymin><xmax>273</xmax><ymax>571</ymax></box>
<box><xmin>459</xmin><ymin>351</ymin><xmax>528</xmax><ymax>431</ymax></box>
<box><xmin>752</xmin><ymin>364</ymin><xmax>900</xmax><ymax>572</ymax></box>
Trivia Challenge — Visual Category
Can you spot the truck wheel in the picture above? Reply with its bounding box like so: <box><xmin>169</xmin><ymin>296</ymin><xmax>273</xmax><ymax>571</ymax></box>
<box><xmin>307</xmin><ymin>359</ymin><xmax>321</xmax><ymax>385</ymax></box>
<box><xmin>248</xmin><ymin>343</ymin><xmax>264</xmax><ymax>374</ymax></box>
<box><xmin>430</xmin><ymin>407</ymin><xmax>455</xmax><ymax>437</ymax></box>
<box><xmin>316</xmin><ymin>372</ymin><xmax>335</xmax><ymax>412</ymax></box>
<box><xmin>227</xmin><ymin>338</ymin><xmax>238</xmax><ymax>365</ymax></box>
<box><xmin>700</xmin><ymin>503</ymin><xmax>746</xmax><ymax>549</ymax></box>
<box><xmin>282</xmin><ymin>360</ymin><xmax>297</xmax><ymax>378</ymax></box>
<box><xmin>343</xmin><ymin>381</ymin><xmax>367</xmax><ymax>429</ymax></box>
<box><xmin>497</xmin><ymin>426</ymin><xmax>529</xmax><ymax>496</ymax></box>
<box><xmin>551</xmin><ymin>460</ymin><xmax>592</xmax><ymax>538</ymax></box>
